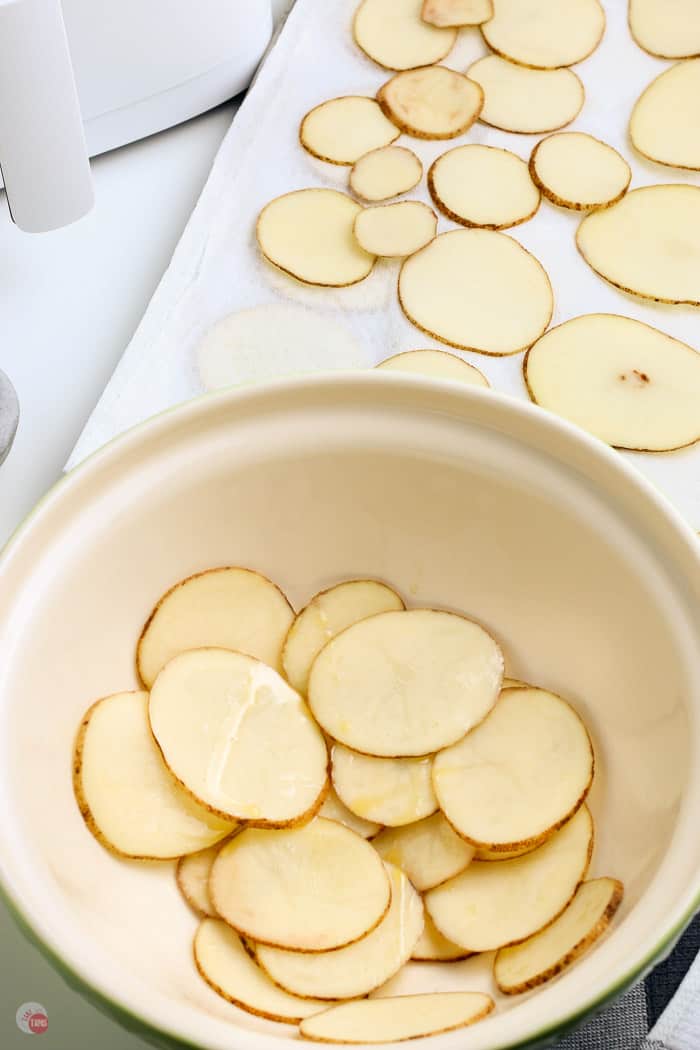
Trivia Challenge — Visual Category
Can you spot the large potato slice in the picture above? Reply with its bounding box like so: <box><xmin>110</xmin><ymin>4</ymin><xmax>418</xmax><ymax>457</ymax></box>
<box><xmin>177</xmin><ymin>843</ymin><xmax>223</xmax><ymax>917</ymax></box>
<box><xmin>372</xmin><ymin>813</ymin><xmax>474</xmax><ymax>891</ymax></box>
<box><xmin>422</xmin><ymin>0</ymin><xmax>492</xmax><ymax>28</ymax></box>
<box><xmin>354</xmin><ymin>0</ymin><xmax>457</xmax><ymax>71</ymax></box>
<box><xmin>398</xmin><ymin>229</ymin><xmax>553</xmax><ymax>355</ymax></box>
<box><xmin>630</xmin><ymin>61</ymin><xmax>700</xmax><ymax>171</ymax></box>
<box><xmin>256</xmin><ymin>864</ymin><xmax>424</xmax><ymax>999</ymax></box>
<box><xmin>433</xmin><ymin>687</ymin><xmax>594</xmax><ymax>851</ymax></box>
<box><xmin>299</xmin><ymin>992</ymin><xmax>494</xmax><ymax>1043</ymax></box>
<box><xmin>481</xmin><ymin>0</ymin><xmax>605</xmax><ymax>69</ymax></box>
<box><xmin>149</xmin><ymin>649</ymin><xmax>328</xmax><ymax>825</ymax></box>
<box><xmin>377</xmin><ymin>67</ymin><xmax>483</xmax><ymax>140</ymax></box>
<box><xmin>468</xmin><ymin>56</ymin><xmax>584</xmax><ymax>134</ymax></box>
<box><xmin>73</xmin><ymin>692</ymin><xmax>233</xmax><ymax>860</ymax></box>
<box><xmin>350</xmin><ymin>146</ymin><xmax>423</xmax><ymax>203</ymax></box>
<box><xmin>300</xmin><ymin>97</ymin><xmax>399</xmax><ymax>166</ymax></box>
<box><xmin>308</xmin><ymin>608</ymin><xmax>503</xmax><ymax>756</ymax></box>
<box><xmin>530</xmin><ymin>133</ymin><xmax>631</xmax><ymax>211</ymax></box>
<box><xmin>411</xmin><ymin>916</ymin><xmax>470</xmax><ymax>961</ymax></box>
<box><xmin>425</xmin><ymin>806</ymin><xmax>594</xmax><ymax>952</ymax></box>
<box><xmin>429</xmin><ymin>144</ymin><xmax>540</xmax><ymax>230</ymax></box>
<box><xmin>210</xmin><ymin>819</ymin><xmax>391</xmax><ymax>952</ymax></box>
<box><xmin>257</xmin><ymin>189</ymin><xmax>376</xmax><ymax>287</ymax></box>
<box><xmin>331</xmin><ymin>745</ymin><xmax>437</xmax><ymax>826</ymax></box>
<box><xmin>376</xmin><ymin>350</ymin><xmax>490</xmax><ymax>387</ymax></box>
<box><xmin>354</xmin><ymin>201</ymin><xmax>437</xmax><ymax>258</ymax></box>
<box><xmin>320</xmin><ymin>787</ymin><xmax>381</xmax><ymax>839</ymax></box>
<box><xmin>524</xmin><ymin>314</ymin><xmax>700</xmax><ymax>452</ymax></box>
<box><xmin>629</xmin><ymin>0</ymin><xmax>700</xmax><ymax>59</ymax></box>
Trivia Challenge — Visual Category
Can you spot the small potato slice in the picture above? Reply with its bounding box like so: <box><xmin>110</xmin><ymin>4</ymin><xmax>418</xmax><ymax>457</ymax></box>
<box><xmin>177</xmin><ymin>844</ymin><xmax>223</xmax><ymax>916</ymax></box>
<box><xmin>629</xmin><ymin>0</ymin><xmax>700</xmax><ymax>60</ymax></box>
<box><xmin>468</xmin><ymin>56</ymin><xmax>584</xmax><ymax>134</ymax></box>
<box><xmin>350</xmin><ymin>146</ymin><xmax>423</xmax><ymax>202</ymax></box>
<box><xmin>257</xmin><ymin>189</ymin><xmax>376</xmax><ymax>288</ymax></box>
<box><xmin>194</xmin><ymin>920</ymin><xmax>325</xmax><ymax>1023</ymax></box>
<box><xmin>300</xmin><ymin>97</ymin><xmax>399</xmax><ymax>166</ymax></box>
<box><xmin>354</xmin><ymin>0</ymin><xmax>457</xmax><ymax>72</ymax></box>
<box><xmin>149</xmin><ymin>649</ymin><xmax>328</xmax><ymax>825</ymax></box>
<box><xmin>256</xmin><ymin>864</ymin><xmax>424</xmax><ymax>1000</ymax></box>
<box><xmin>376</xmin><ymin>350</ymin><xmax>490</xmax><ymax>387</ymax></box>
<box><xmin>283</xmin><ymin>579</ymin><xmax>404</xmax><ymax>695</ymax></box>
<box><xmin>137</xmin><ymin>567</ymin><xmax>294</xmax><ymax>688</ymax></box>
<box><xmin>309</xmin><ymin>608</ymin><xmax>503</xmax><ymax>757</ymax></box>
<box><xmin>210</xmin><ymin>819</ymin><xmax>391</xmax><ymax>952</ymax></box>
<box><xmin>73</xmin><ymin>692</ymin><xmax>233</xmax><ymax>860</ymax></box>
<box><xmin>481</xmin><ymin>0</ymin><xmax>605</xmax><ymax>69</ymax></box>
<box><xmin>495</xmin><ymin>877</ymin><xmax>623</xmax><ymax>995</ymax></box>
<box><xmin>475</xmin><ymin>843</ymin><xmax>537</xmax><ymax>861</ymax></box>
<box><xmin>524</xmin><ymin>314</ymin><xmax>700</xmax><ymax>452</ymax></box>
<box><xmin>412</xmin><ymin>916</ymin><xmax>471</xmax><ymax>961</ymax></box>
<box><xmin>422</xmin><ymin>0</ymin><xmax>493</xmax><ymax>28</ymax></box>
<box><xmin>429</xmin><ymin>144</ymin><xmax>540</xmax><ymax>230</ymax></box>
<box><xmin>630</xmin><ymin>60</ymin><xmax>700</xmax><ymax>171</ymax></box>
<box><xmin>433</xmin><ymin>687</ymin><xmax>594</xmax><ymax>851</ymax></box>
<box><xmin>377</xmin><ymin>67</ymin><xmax>484</xmax><ymax>140</ymax></box>
<box><xmin>299</xmin><ymin>992</ymin><xmax>494</xmax><ymax>1043</ymax></box>
<box><xmin>399</xmin><ymin>229</ymin><xmax>553</xmax><ymax>356</ymax></box>
<box><xmin>332</xmin><ymin>745</ymin><xmax>437</xmax><ymax>826</ymax></box>
<box><xmin>530</xmin><ymin>133</ymin><xmax>631</xmax><ymax>211</ymax></box>
<box><xmin>425</xmin><ymin>805</ymin><xmax>594</xmax><ymax>952</ymax></box>
<box><xmin>372</xmin><ymin>813</ymin><xmax>474</xmax><ymax>891</ymax></box>
<box><xmin>354</xmin><ymin>201</ymin><xmax>437</xmax><ymax>258</ymax></box>
<box><xmin>320</xmin><ymin>788</ymin><xmax>382</xmax><ymax>839</ymax></box>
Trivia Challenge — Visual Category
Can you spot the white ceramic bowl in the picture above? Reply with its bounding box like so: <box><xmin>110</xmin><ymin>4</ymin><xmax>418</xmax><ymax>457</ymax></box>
<box><xmin>0</xmin><ymin>375</ymin><xmax>699</xmax><ymax>1050</ymax></box>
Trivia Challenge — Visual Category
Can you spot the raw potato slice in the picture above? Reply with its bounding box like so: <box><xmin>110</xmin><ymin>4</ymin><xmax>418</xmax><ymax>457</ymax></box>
<box><xmin>354</xmin><ymin>0</ymin><xmax>457</xmax><ymax>71</ymax></box>
<box><xmin>177</xmin><ymin>844</ymin><xmax>222</xmax><ymax>916</ymax></box>
<box><xmin>299</xmin><ymin>993</ymin><xmax>494</xmax><ymax>1043</ymax></box>
<box><xmin>256</xmin><ymin>864</ymin><xmax>424</xmax><ymax>999</ymax></box>
<box><xmin>481</xmin><ymin>0</ymin><xmax>605</xmax><ymax>69</ymax></box>
<box><xmin>149</xmin><ymin>649</ymin><xmax>328</xmax><ymax>825</ymax></box>
<box><xmin>629</xmin><ymin>0</ymin><xmax>700</xmax><ymax>60</ymax></box>
<box><xmin>495</xmin><ymin>877</ymin><xmax>624</xmax><ymax>994</ymax></box>
<box><xmin>372</xmin><ymin>813</ymin><xmax>474</xmax><ymax>891</ymax></box>
<box><xmin>282</xmin><ymin>579</ymin><xmax>404</xmax><ymax>695</ymax></box>
<box><xmin>630</xmin><ymin>61</ymin><xmax>700</xmax><ymax>171</ymax></box>
<box><xmin>331</xmin><ymin>745</ymin><xmax>438</xmax><ymax>826</ymax></box>
<box><xmin>354</xmin><ymin>202</ymin><xmax>437</xmax><ymax>258</ymax></box>
<box><xmin>475</xmin><ymin>843</ymin><xmax>537</xmax><ymax>861</ymax></box>
<box><xmin>468</xmin><ymin>56</ymin><xmax>584</xmax><ymax>134</ymax></box>
<box><xmin>425</xmin><ymin>806</ymin><xmax>594</xmax><ymax>952</ymax></box>
<box><xmin>350</xmin><ymin>146</ymin><xmax>423</xmax><ymax>202</ymax></box>
<box><xmin>194</xmin><ymin>920</ymin><xmax>325</xmax><ymax>1023</ymax></box>
<box><xmin>320</xmin><ymin>788</ymin><xmax>382</xmax><ymax>839</ymax></box>
<box><xmin>137</xmin><ymin>567</ymin><xmax>294</xmax><ymax>688</ymax></box>
<box><xmin>376</xmin><ymin>350</ymin><xmax>490</xmax><ymax>387</ymax></box>
<box><xmin>530</xmin><ymin>133</ymin><xmax>631</xmax><ymax>210</ymax></box>
<box><xmin>257</xmin><ymin>190</ymin><xmax>376</xmax><ymax>288</ymax></box>
<box><xmin>576</xmin><ymin>185</ymin><xmax>700</xmax><ymax>305</ymax></box>
<box><xmin>399</xmin><ymin>229</ymin><xmax>553</xmax><ymax>355</ymax></box>
<box><xmin>524</xmin><ymin>314</ymin><xmax>700</xmax><ymax>452</ymax></box>
<box><xmin>308</xmin><ymin>608</ymin><xmax>503</xmax><ymax>756</ymax></box>
<box><xmin>422</xmin><ymin>0</ymin><xmax>493</xmax><ymax>28</ymax></box>
<box><xmin>73</xmin><ymin>692</ymin><xmax>233</xmax><ymax>860</ymax></box>
<box><xmin>429</xmin><ymin>144</ymin><xmax>540</xmax><ymax>230</ymax></box>
<box><xmin>502</xmin><ymin>676</ymin><xmax>528</xmax><ymax>689</ymax></box>
<box><xmin>300</xmin><ymin>97</ymin><xmax>399</xmax><ymax>166</ymax></box>
<box><xmin>412</xmin><ymin>916</ymin><xmax>470</xmax><ymax>961</ymax></box>
<box><xmin>377</xmin><ymin>67</ymin><xmax>483</xmax><ymax>140</ymax></box>
<box><xmin>210</xmin><ymin>819</ymin><xmax>391</xmax><ymax>952</ymax></box>
<box><xmin>433</xmin><ymin>687</ymin><xmax>594</xmax><ymax>851</ymax></box>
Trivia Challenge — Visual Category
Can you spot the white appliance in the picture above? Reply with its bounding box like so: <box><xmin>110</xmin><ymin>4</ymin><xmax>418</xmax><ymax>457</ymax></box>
<box><xmin>0</xmin><ymin>0</ymin><xmax>273</xmax><ymax>233</ymax></box>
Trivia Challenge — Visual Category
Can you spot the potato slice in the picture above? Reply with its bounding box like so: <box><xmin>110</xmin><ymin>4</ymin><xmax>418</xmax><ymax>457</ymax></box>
<box><xmin>177</xmin><ymin>843</ymin><xmax>223</xmax><ymax>916</ymax></box>
<box><xmin>433</xmin><ymin>687</ymin><xmax>594</xmax><ymax>851</ymax></box>
<box><xmin>194</xmin><ymin>920</ymin><xmax>325</xmax><ymax>1023</ymax></box>
<box><xmin>257</xmin><ymin>864</ymin><xmax>424</xmax><ymax>999</ymax></box>
<box><xmin>350</xmin><ymin>146</ymin><xmax>423</xmax><ymax>203</ymax></box>
<box><xmin>309</xmin><ymin>609</ymin><xmax>503</xmax><ymax>756</ymax></box>
<box><xmin>524</xmin><ymin>314</ymin><xmax>700</xmax><ymax>452</ymax></box>
<box><xmin>149</xmin><ymin>649</ymin><xmax>328</xmax><ymax>825</ymax></box>
<box><xmin>411</xmin><ymin>916</ymin><xmax>471</xmax><ymax>961</ymax></box>
<box><xmin>630</xmin><ymin>60</ymin><xmax>700</xmax><ymax>171</ymax></box>
<box><xmin>398</xmin><ymin>229</ymin><xmax>553</xmax><ymax>355</ymax></box>
<box><xmin>373</xmin><ymin>813</ymin><xmax>474</xmax><ymax>891</ymax></box>
<box><xmin>376</xmin><ymin>350</ymin><xmax>490</xmax><ymax>387</ymax></box>
<box><xmin>354</xmin><ymin>201</ymin><xmax>437</xmax><ymax>258</ymax></box>
<box><xmin>137</xmin><ymin>566</ymin><xmax>294</xmax><ymax>688</ymax></box>
<box><xmin>494</xmin><ymin>877</ymin><xmax>623</xmax><ymax>995</ymax></box>
<box><xmin>377</xmin><ymin>67</ymin><xmax>484</xmax><ymax>140</ymax></box>
<box><xmin>530</xmin><ymin>133</ymin><xmax>631</xmax><ymax>210</ymax></box>
<box><xmin>331</xmin><ymin>745</ymin><xmax>437</xmax><ymax>826</ymax></box>
<box><xmin>468</xmin><ymin>56</ymin><xmax>584</xmax><ymax>134</ymax></box>
<box><xmin>475</xmin><ymin>843</ymin><xmax>537</xmax><ymax>861</ymax></box>
<box><xmin>320</xmin><ymin>788</ymin><xmax>381</xmax><ymax>839</ymax></box>
<box><xmin>299</xmin><ymin>992</ymin><xmax>494</xmax><ymax>1043</ymax></box>
<box><xmin>210</xmin><ymin>819</ymin><xmax>391</xmax><ymax>952</ymax></box>
<box><xmin>257</xmin><ymin>189</ymin><xmax>376</xmax><ymax>288</ymax></box>
<box><xmin>502</xmin><ymin>676</ymin><xmax>528</xmax><ymax>689</ymax></box>
<box><xmin>354</xmin><ymin>0</ymin><xmax>457</xmax><ymax>71</ymax></box>
<box><xmin>282</xmin><ymin>579</ymin><xmax>404</xmax><ymax>695</ymax></box>
<box><xmin>576</xmin><ymin>185</ymin><xmax>700</xmax><ymax>305</ymax></box>
<box><xmin>429</xmin><ymin>144</ymin><xmax>540</xmax><ymax>230</ymax></box>
<box><xmin>629</xmin><ymin>0</ymin><xmax>700</xmax><ymax>59</ymax></box>
<box><xmin>422</xmin><ymin>0</ymin><xmax>493</xmax><ymax>28</ymax></box>
<box><xmin>73</xmin><ymin>692</ymin><xmax>233</xmax><ymax>860</ymax></box>
<box><xmin>425</xmin><ymin>806</ymin><xmax>594</xmax><ymax>952</ymax></box>
<box><xmin>300</xmin><ymin>97</ymin><xmax>399</xmax><ymax>166</ymax></box>
<box><xmin>481</xmin><ymin>0</ymin><xmax>605</xmax><ymax>69</ymax></box>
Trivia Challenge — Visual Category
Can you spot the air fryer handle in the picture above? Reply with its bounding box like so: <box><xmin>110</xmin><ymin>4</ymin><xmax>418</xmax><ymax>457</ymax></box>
<box><xmin>0</xmin><ymin>0</ymin><xmax>94</xmax><ymax>233</ymax></box>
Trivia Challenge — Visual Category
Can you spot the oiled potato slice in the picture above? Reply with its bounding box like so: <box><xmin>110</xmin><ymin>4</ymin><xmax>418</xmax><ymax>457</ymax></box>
<box><xmin>530</xmin><ymin>133</ymin><xmax>631</xmax><ymax>210</ymax></box>
<box><xmin>300</xmin><ymin>97</ymin><xmax>399</xmax><ymax>165</ymax></box>
<box><xmin>354</xmin><ymin>201</ymin><xmax>437</xmax><ymax>257</ymax></box>
<box><xmin>177</xmin><ymin>844</ymin><xmax>223</xmax><ymax>916</ymax></box>
<box><xmin>137</xmin><ymin>566</ymin><xmax>294</xmax><ymax>687</ymax></box>
<box><xmin>210</xmin><ymin>820</ymin><xmax>391</xmax><ymax>952</ymax></box>
<box><xmin>332</xmin><ymin>745</ymin><xmax>437</xmax><ymax>826</ymax></box>
<box><xmin>376</xmin><ymin>350</ymin><xmax>490</xmax><ymax>387</ymax></box>
<box><xmin>468</xmin><ymin>56</ymin><xmax>584</xmax><ymax>134</ymax></box>
<box><xmin>412</xmin><ymin>916</ymin><xmax>470</xmax><ymax>961</ymax></box>
<box><xmin>495</xmin><ymin>877</ymin><xmax>623</xmax><ymax>994</ymax></box>
<box><xmin>481</xmin><ymin>0</ymin><xmax>605</xmax><ymax>69</ymax></box>
<box><xmin>73</xmin><ymin>692</ymin><xmax>233</xmax><ymax>860</ymax></box>
<box><xmin>524</xmin><ymin>314</ymin><xmax>700</xmax><ymax>452</ymax></box>
<box><xmin>422</xmin><ymin>0</ymin><xmax>492</xmax><ymax>27</ymax></box>
<box><xmin>425</xmin><ymin>806</ymin><xmax>594</xmax><ymax>952</ymax></box>
<box><xmin>149</xmin><ymin>649</ymin><xmax>328</xmax><ymax>825</ymax></box>
<box><xmin>373</xmin><ymin>813</ymin><xmax>474</xmax><ymax>891</ymax></box>
<box><xmin>378</xmin><ymin>67</ymin><xmax>484</xmax><ymax>140</ymax></box>
<box><xmin>630</xmin><ymin>60</ymin><xmax>700</xmax><ymax>171</ymax></box>
<box><xmin>354</xmin><ymin>0</ymin><xmax>457</xmax><ymax>71</ymax></box>
<box><xmin>629</xmin><ymin>0</ymin><xmax>700</xmax><ymax>59</ymax></box>
<box><xmin>429</xmin><ymin>144</ymin><xmax>540</xmax><ymax>230</ymax></box>
<box><xmin>299</xmin><ymin>993</ymin><xmax>494</xmax><ymax>1043</ymax></box>
<box><xmin>320</xmin><ymin>788</ymin><xmax>382</xmax><ymax>839</ymax></box>
<box><xmin>309</xmin><ymin>609</ymin><xmax>503</xmax><ymax>756</ymax></box>
<box><xmin>350</xmin><ymin>146</ymin><xmax>423</xmax><ymax>202</ymax></box>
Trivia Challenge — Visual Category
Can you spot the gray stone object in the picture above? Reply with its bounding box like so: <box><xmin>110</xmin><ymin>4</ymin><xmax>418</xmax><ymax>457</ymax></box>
<box><xmin>0</xmin><ymin>368</ymin><xmax>19</xmax><ymax>467</ymax></box>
